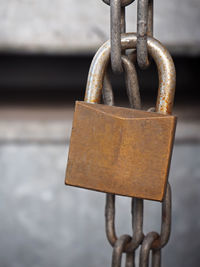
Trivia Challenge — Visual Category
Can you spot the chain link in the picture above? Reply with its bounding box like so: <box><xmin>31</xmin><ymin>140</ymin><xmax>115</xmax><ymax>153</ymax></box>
<box><xmin>152</xmin><ymin>183</ymin><xmax>171</xmax><ymax>250</ymax></box>
<box><xmin>103</xmin><ymin>0</ymin><xmax>153</xmax><ymax>70</ymax></box>
<box><xmin>139</xmin><ymin>232</ymin><xmax>160</xmax><ymax>267</ymax></box>
<box><xmin>137</xmin><ymin>0</ymin><xmax>153</xmax><ymax>69</ymax></box>
<box><xmin>112</xmin><ymin>235</ymin><xmax>134</xmax><ymax>267</ymax></box>
<box><xmin>122</xmin><ymin>53</ymin><xmax>141</xmax><ymax>109</ymax></box>
<box><xmin>103</xmin><ymin>52</ymin><xmax>141</xmax><ymax>110</ymax></box>
<box><xmin>103</xmin><ymin>72</ymin><xmax>115</xmax><ymax>106</ymax></box>
<box><xmin>105</xmin><ymin>194</ymin><xmax>144</xmax><ymax>252</ymax></box>
<box><xmin>110</xmin><ymin>0</ymin><xmax>124</xmax><ymax>73</ymax></box>
<box><xmin>103</xmin><ymin>0</ymin><xmax>135</xmax><ymax>73</ymax></box>
<box><xmin>103</xmin><ymin>0</ymin><xmax>135</xmax><ymax>7</ymax></box>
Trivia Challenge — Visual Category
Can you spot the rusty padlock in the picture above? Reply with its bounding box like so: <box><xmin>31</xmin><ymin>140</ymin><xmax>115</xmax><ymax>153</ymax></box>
<box><xmin>65</xmin><ymin>33</ymin><xmax>176</xmax><ymax>201</ymax></box>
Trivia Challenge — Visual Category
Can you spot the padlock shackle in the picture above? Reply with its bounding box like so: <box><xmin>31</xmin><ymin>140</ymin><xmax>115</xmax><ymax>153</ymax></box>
<box><xmin>84</xmin><ymin>33</ymin><xmax>176</xmax><ymax>115</ymax></box>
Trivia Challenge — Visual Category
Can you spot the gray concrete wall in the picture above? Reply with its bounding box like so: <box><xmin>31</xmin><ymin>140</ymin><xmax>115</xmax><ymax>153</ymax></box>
<box><xmin>0</xmin><ymin>0</ymin><xmax>200</xmax><ymax>54</ymax></box>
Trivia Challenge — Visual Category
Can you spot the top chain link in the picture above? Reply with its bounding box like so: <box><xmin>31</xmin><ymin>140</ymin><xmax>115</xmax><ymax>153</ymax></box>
<box><xmin>103</xmin><ymin>0</ymin><xmax>136</xmax><ymax>73</ymax></box>
<box><xmin>110</xmin><ymin>0</ymin><xmax>124</xmax><ymax>73</ymax></box>
<box><xmin>103</xmin><ymin>0</ymin><xmax>135</xmax><ymax>7</ymax></box>
<box><xmin>103</xmin><ymin>0</ymin><xmax>153</xmax><ymax>70</ymax></box>
<box><xmin>137</xmin><ymin>0</ymin><xmax>153</xmax><ymax>69</ymax></box>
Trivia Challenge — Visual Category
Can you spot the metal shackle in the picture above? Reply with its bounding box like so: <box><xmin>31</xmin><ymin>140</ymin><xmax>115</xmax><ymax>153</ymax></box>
<box><xmin>84</xmin><ymin>32</ymin><xmax>176</xmax><ymax>115</ymax></box>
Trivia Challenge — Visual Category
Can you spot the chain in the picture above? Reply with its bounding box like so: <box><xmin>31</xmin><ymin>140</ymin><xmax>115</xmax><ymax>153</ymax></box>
<box><xmin>102</xmin><ymin>0</ymin><xmax>135</xmax><ymax>73</ymax></box>
<box><xmin>101</xmin><ymin>1</ymin><xmax>172</xmax><ymax>266</ymax></box>
<box><xmin>102</xmin><ymin>0</ymin><xmax>153</xmax><ymax>71</ymax></box>
<box><xmin>103</xmin><ymin>54</ymin><xmax>143</xmax><ymax>266</ymax></box>
<box><xmin>103</xmin><ymin>70</ymin><xmax>172</xmax><ymax>266</ymax></box>
<box><xmin>137</xmin><ymin>0</ymin><xmax>153</xmax><ymax>69</ymax></box>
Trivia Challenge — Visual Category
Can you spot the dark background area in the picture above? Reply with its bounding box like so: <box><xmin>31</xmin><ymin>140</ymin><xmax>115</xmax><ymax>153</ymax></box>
<box><xmin>0</xmin><ymin>53</ymin><xmax>199</xmax><ymax>105</ymax></box>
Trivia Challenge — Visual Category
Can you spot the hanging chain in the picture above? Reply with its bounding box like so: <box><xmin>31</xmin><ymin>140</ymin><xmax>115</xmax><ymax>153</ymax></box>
<box><xmin>102</xmin><ymin>0</ymin><xmax>153</xmax><ymax>71</ymax></box>
<box><xmin>137</xmin><ymin>0</ymin><xmax>153</xmax><ymax>69</ymax></box>
<box><xmin>102</xmin><ymin>0</ymin><xmax>172</xmax><ymax>266</ymax></box>
<box><xmin>102</xmin><ymin>0</ymin><xmax>134</xmax><ymax>73</ymax></box>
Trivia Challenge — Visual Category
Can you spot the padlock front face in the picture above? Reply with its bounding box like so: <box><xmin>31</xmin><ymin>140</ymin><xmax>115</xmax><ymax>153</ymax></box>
<box><xmin>65</xmin><ymin>101</ymin><xmax>176</xmax><ymax>201</ymax></box>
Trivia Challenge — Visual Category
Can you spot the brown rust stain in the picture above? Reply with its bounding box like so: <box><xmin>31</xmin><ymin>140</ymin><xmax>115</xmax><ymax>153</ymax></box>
<box><xmin>65</xmin><ymin>102</ymin><xmax>177</xmax><ymax>202</ymax></box>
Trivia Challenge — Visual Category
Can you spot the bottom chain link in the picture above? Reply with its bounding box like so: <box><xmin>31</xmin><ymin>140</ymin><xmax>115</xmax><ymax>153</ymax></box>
<box><xmin>139</xmin><ymin>232</ymin><xmax>160</xmax><ymax>267</ymax></box>
<box><xmin>112</xmin><ymin>235</ymin><xmax>135</xmax><ymax>267</ymax></box>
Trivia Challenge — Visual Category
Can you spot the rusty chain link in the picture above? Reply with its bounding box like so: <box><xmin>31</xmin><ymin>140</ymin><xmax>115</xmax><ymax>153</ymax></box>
<box><xmin>103</xmin><ymin>0</ymin><xmax>153</xmax><ymax>73</ymax></box>
<box><xmin>139</xmin><ymin>232</ymin><xmax>160</xmax><ymax>267</ymax></box>
<box><xmin>122</xmin><ymin>53</ymin><xmax>141</xmax><ymax>109</ymax></box>
<box><xmin>110</xmin><ymin>0</ymin><xmax>126</xmax><ymax>73</ymax></box>
<box><xmin>105</xmin><ymin>194</ymin><xmax>144</xmax><ymax>252</ymax></box>
<box><xmin>102</xmin><ymin>0</ymin><xmax>136</xmax><ymax>73</ymax></box>
<box><xmin>137</xmin><ymin>0</ymin><xmax>153</xmax><ymax>69</ymax></box>
<box><xmin>104</xmin><ymin>182</ymin><xmax>171</xmax><ymax>267</ymax></box>
<box><xmin>112</xmin><ymin>235</ymin><xmax>134</xmax><ymax>267</ymax></box>
<box><xmin>110</xmin><ymin>0</ymin><xmax>123</xmax><ymax>73</ymax></box>
<box><xmin>102</xmin><ymin>0</ymin><xmax>153</xmax><ymax>72</ymax></box>
<box><xmin>152</xmin><ymin>184</ymin><xmax>171</xmax><ymax>250</ymax></box>
<box><xmin>101</xmin><ymin>1</ymin><xmax>172</xmax><ymax>266</ymax></box>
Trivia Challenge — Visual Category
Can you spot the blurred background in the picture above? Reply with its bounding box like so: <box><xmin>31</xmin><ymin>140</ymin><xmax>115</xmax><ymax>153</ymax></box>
<box><xmin>0</xmin><ymin>0</ymin><xmax>200</xmax><ymax>266</ymax></box>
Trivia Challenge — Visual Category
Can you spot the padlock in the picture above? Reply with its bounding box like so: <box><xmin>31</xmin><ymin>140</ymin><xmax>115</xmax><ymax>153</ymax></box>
<box><xmin>65</xmin><ymin>33</ymin><xmax>176</xmax><ymax>201</ymax></box>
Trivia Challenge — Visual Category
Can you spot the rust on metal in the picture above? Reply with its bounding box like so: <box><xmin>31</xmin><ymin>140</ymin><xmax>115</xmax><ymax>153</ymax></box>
<box><xmin>84</xmin><ymin>33</ymin><xmax>176</xmax><ymax>115</ymax></box>
<box><xmin>66</xmin><ymin>32</ymin><xmax>176</xmax><ymax>201</ymax></box>
<box><xmin>65</xmin><ymin>101</ymin><xmax>176</xmax><ymax>201</ymax></box>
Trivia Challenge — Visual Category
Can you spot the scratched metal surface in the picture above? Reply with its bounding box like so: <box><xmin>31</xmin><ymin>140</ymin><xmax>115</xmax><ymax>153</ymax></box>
<box><xmin>0</xmin><ymin>0</ymin><xmax>200</xmax><ymax>54</ymax></box>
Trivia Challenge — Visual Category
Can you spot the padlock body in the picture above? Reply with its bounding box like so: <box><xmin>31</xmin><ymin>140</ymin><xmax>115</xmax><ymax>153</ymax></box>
<box><xmin>65</xmin><ymin>101</ymin><xmax>176</xmax><ymax>201</ymax></box>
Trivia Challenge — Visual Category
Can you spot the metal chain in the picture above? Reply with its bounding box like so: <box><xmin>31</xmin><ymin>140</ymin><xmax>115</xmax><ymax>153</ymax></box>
<box><xmin>102</xmin><ymin>0</ymin><xmax>136</xmax><ymax>73</ymax></box>
<box><xmin>139</xmin><ymin>184</ymin><xmax>171</xmax><ymax>267</ymax></box>
<box><xmin>112</xmin><ymin>235</ymin><xmax>134</xmax><ymax>267</ymax></box>
<box><xmin>137</xmin><ymin>0</ymin><xmax>153</xmax><ymax>69</ymax></box>
<box><xmin>105</xmin><ymin>194</ymin><xmax>144</xmax><ymax>252</ymax></box>
<box><xmin>110</xmin><ymin>0</ymin><xmax>123</xmax><ymax>73</ymax></box>
<box><xmin>152</xmin><ymin>183</ymin><xmax>171</xmax><ymax>250</ymax></box>
<box><xmin>102</xmin><ymin>54</ymin><xmax>172</xmax><ymax>267</ymax></box>
<box><xmin>103</xmin><ymin>49</ymin><xmax>144</xmax><ymax>266</ymax></box>
<box><xmin>101</xmin><ymin>1</ymin><xmax>172</xmax><ymax>266</ymax></box>
<box><xmin>103</xmin><ymin>0</ymin><xmax>153</xmax><ymax>71</ymax></box>
<box><xmin>122</xmin><ymin>53</ymin><xmax>141</xmax><ymax>109</ymax></box>
<box><xmin>139</xmin><ymin>232</ymin><xmax>160</xmax><ymax>267</ymax></box>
